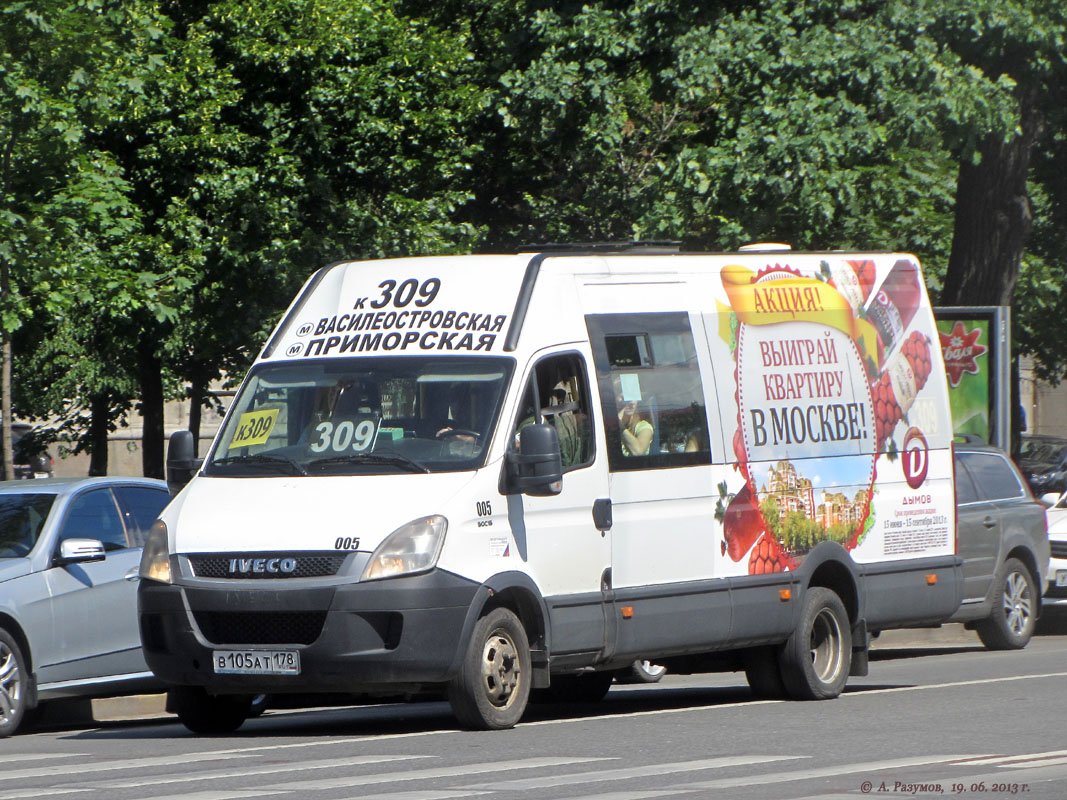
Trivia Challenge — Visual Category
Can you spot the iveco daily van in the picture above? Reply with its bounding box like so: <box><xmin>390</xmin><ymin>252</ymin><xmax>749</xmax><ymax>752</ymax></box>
<box><xmin>139</xmin><ymin>246</ymin><xmax>963</xmax><ymax>732</ymax></box>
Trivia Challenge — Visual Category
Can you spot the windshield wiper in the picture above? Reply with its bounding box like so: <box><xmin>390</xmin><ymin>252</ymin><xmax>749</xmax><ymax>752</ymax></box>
<box><xmin>211</xmin><ymin>453</ymin><xmax>307</xmax><ymax>476</ymax></box>
<box><xmin>308</xmin><ymin>451</ymin><xmax>430</xmax><ymax>474</ymax></box>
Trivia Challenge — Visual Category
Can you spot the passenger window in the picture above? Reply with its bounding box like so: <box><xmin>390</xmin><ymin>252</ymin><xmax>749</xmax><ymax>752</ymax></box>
<box><xmin>953</xmin><ymin>459</ymin><xmax>979</xmax><ymax>504</ymax></box>
<box><xmin>957</xmin><ymin>452</ymin><xmax>1025</xmax><ymax>501</ymax></box>
<box><xmin>114</xmin><ymin>486</ymin><xmax>171</xmax><ymax>547</ymax></box>
<box><xmin>511</xmin><ymin>353</ymin><xmax>594</xmax><ymax>471</ymax></box>
<box><xmin>586</xmin><ymin>313</ymin><xmax>711</xmax><ymax>472</ymax></box>
<box><xmin>58</xmin><ymin>489</ymin><xmax>128</xmax><ymax>551</ymax></box>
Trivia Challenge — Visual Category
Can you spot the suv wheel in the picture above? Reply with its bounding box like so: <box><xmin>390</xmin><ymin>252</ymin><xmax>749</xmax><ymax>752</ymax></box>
<box><xmin>976</xmin><ymin>557</ymin><xmax>1038</xmax><ymax>650</ymax></box>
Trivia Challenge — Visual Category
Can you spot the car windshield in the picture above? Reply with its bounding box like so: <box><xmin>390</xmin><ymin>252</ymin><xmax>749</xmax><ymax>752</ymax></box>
<box><xmin>0</xmin><ymin>493</ymin><xmax>56</xmax><ymax>558</ymax></box>
<box><xmin>1020</xmin><ymin>437</ymin><xmax>1067</xmax><ymax>463</ymax></box>
<box><xmin>205</xmin><ymin>356</ymin><xmax>514</xmax><ymax>477</ymax></box>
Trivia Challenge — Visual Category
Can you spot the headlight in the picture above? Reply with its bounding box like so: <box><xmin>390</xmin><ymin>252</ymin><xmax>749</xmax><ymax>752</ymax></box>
<box><xmin>139</xmin><ymin>519</ymin><xmax>173</xmax><ymax>584</ymax></box>
<box><xmin>361</xmin><ymin>515</ymin><xmax>447</xmax><ymax>581</ymax></box>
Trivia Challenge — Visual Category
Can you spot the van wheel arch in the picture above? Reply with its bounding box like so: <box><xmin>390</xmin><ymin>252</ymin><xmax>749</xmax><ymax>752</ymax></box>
<box><xmin>796</xmin><ymin>545</ymin><xmax>862</xmax><ymax>625</ymax></box>
<box><xmin>453</xmin><ymin>573</ymin><xmax>550</xmax><ymax>685</ymax></box>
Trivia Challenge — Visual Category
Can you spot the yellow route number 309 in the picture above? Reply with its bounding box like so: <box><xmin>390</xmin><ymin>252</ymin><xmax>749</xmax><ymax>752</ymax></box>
<box><xmin>229</xmin><ymin>408</ymin><xmax>280</xmax><ymax>449</ymax></box>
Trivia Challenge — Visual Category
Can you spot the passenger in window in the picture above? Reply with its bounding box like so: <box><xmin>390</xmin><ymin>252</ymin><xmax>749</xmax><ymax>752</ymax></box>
<box><xmin>685</xmin><ymin>428</ymin><xmax>708</xmax><ymax>453</ymax></box>
<box><xmin>514</xmin><ymin>371</ymin><xmax>590</xmax><ymax>469</ymax></box>
<box><xmin>546</xmin><ymin>379</ymin><xmax>590</xmax><ymax>467</ymax></box>
<box><xmin>616</xmin><ymin>384</ymin><xmax>654</xmax><ymax>457</ymax></box>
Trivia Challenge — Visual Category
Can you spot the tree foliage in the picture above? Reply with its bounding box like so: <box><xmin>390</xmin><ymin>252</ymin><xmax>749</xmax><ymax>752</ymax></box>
<box><xmin>4</xmin><ymin>0</ymin><xmax>1067</xmax><ymax>474</ymax></box>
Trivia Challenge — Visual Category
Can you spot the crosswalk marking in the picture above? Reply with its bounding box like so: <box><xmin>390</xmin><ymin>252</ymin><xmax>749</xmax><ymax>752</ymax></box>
<box><xmin>9</xmin><ymin>747</ymin><xmax>1067</xmax><ymax>800</ymax></box>
<box><xmin>468</xmin><ymin>755</ymin><xmax>805</xmax><ymax>791</ymax></box>
<box><xmin>0</xmin><ymin>753</ymin><xmax>80</xmax><ymax>764</ymax></box>
<box><xmin>253</xmin><ymin>756</ymin><xmax>611</xmax><ymax>793</ymax></box>
<box><xmin>87</xmin><ymin>754</ymin><xmax>429</xmax><ymax>791</ymax></box>
<box><xmin>0</xmin><ymin>751</ymin><xmax>255</xmax><ymax>783</ymax></box>
<box><xmin>679</xmin><ymin>755</ymin><xmax>980</xmax><ymax>791</ymax></box>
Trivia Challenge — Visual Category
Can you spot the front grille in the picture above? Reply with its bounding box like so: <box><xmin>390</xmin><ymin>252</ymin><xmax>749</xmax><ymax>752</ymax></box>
<box><xmin>193</xmin><ymin>610</ymin><xmax>327</xmax><ymax>645</ymax></box>
<box><xmin>1051</xmin><ymin>541</ymin><xmax>1067</xmax><ymax>560</ymax></box>
<box><xmin>188</xmin><ymin>552</ymin><xmax>348</xmax><ymax>579</ymax></box>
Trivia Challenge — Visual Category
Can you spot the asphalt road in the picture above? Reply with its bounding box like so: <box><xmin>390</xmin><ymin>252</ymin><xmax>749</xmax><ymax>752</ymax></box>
<box><xmin>9</xmin><ymin>605</ymin><xmax>1067</xmax><ymax>800</ymax></box>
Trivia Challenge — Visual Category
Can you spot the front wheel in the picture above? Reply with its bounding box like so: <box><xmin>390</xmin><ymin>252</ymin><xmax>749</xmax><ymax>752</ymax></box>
<box><xmin>975</xmin><ymin>557</ymin><xmax>1038</xmax><ymax>650</ymax></box>
<box><xmin>778</xmin><ymin>587</ymin><xmax>851</xmax><ymax>700</ymax></box>
<box><xmin>170</xmin><ymin>686</ymin><xmax>251</xmax><ymax>734</ymax></box>
<box><xmin>447</xmin><ymin>607</ymin><xmax>531</xmax><ymax>730</ymax></box>
<box><xmin>0</xmin><ymin>629</ymin><xmax>28</xmax><ymax>737</ymax></box>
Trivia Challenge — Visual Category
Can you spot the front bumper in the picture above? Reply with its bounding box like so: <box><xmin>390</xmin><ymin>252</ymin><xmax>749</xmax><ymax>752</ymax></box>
<box><xmin>138</xmin><ymin>568</ymin><xmax>481</xmax><ymax>693</ymax></box>
<box><xmin>1046</xmin><ymin>550</ymin><xmax>1067</xmax><ymax>599</ymax></box>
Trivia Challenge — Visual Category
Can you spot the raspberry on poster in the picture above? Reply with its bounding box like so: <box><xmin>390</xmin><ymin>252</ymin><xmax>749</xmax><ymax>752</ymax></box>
<box><xmin>872</xmin><ymin>331</ymin><xmax>932</xmax><ymax>452</ymax></box>
<box><xmin>748</xmin><ymin>534</ymin><xmax>797</xmax><ymax>575</ymax></box>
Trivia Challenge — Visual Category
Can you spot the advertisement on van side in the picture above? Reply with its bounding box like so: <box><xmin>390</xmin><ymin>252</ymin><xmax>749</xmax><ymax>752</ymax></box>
<box><xmin>708</xmin><ymin>257</ymin><xmax>955</xmax><ymax>575</ymax></box>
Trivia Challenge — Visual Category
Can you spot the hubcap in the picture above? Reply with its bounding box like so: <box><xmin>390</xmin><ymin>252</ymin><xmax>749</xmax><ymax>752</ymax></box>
<box><xmin>480</xmin><ymin>629</ymin><xmax>521</xmax><ymax>708</ymax></box>
<box><xmin>1002</xmin><ymin>571</ymin><xmax>1033</xmax><ymax>635</ymax></box>
<box><xmin>808</xmin><ymin>608</ymin><xmax>843</xmax><ymax>683</ymax></box>
<box><xmin>0</xmin><ymin>641</ymin><xmax>21</xmax><ymax>725</ymax></box>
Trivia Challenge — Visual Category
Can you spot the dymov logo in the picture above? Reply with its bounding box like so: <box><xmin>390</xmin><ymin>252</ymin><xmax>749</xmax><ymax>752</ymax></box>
<box><xmin>902</xmin><ymin>427</ymin><xmax>929</xmax><ymax>489</ymax></box>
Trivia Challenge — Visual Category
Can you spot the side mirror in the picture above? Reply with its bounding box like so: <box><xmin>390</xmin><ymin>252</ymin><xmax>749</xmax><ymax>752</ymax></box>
<box><xmin>167</xmin><ymin>430</ymin><xmax>200</xmax><ymax>496</ymax></box>
<box><xmin>56</xmin><ymin>538</ymin><xmax>105</xmax><ymax>566</ymax></box>
<box><xmin>507</xmin><ymin>423</ymin><xmax>563</xmax><ymax>496</ymax></box>
<box><xmin>1040</xmin><ymin>492</ymin><xmax>1061</xmax><ymax>508</ymax></box>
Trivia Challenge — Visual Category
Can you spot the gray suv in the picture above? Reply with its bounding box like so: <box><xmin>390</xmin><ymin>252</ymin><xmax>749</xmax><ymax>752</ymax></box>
<box><xmin>949</xmin><ymin>441</ymin><xmax>1050</xmax><ymax>649</ymax></box>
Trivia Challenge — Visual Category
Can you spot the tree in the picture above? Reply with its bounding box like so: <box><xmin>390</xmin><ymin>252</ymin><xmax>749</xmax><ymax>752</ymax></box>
<box><xmin>0</xmin><ymin>0</ymin><xmax>178</xmax><ymax>478</ymax></box>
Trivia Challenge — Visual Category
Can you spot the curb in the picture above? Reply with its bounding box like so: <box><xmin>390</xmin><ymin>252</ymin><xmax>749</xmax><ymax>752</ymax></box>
<box><xmin>92</xmin><ymin>692</ymin><xmax>169</xmax><ymax>723</ymax></box>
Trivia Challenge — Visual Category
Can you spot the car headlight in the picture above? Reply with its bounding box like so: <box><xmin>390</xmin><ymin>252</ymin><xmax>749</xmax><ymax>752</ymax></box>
<box><xmin>361</xmin><ymin>515</ymin><xmax>447</xmax><ymax>581</ymax></box>
<box><xmin>138</xmin><ymin>519</ymin><xmax>173</xmax><ymax>584</ymax></box>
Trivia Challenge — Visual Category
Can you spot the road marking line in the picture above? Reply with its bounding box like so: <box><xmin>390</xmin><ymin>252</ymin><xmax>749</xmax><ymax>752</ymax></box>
<box><xmin>333</xmin><ymin>792</ymin><xmax>492</xmax><ymax>800</ymax></box>
<box><xmin>678</xmin><ymin>755</ymin><xmax>979</xmax><ymax>791</ymax></box>
<box><xmin>957</xmin><ymin>750</ymin><xmax>1067</xmax><ymax>766</ymax></box>
<box><xmin>258</xmin><ymin>756</ymin><xmax>612</xmax><ymax>793</ymax></box>
<box><xmin>0</xmin><ymin>754</ymin><xmax>80</xmax><ymax>763</ymax></box>
<box><xmin>0</xmin><ymin>751</ymin><xmax>254</xmax><ymax>783</ymax></box>
<box><xmin>87</xmin><ymin>754</ymin><xmax>429</xmax><ymax>790</ymax></box>
<box><xmin>467</xmin><ymin>755</ymin><xmax>805</xmax><ymax>791</ymax></box>
<box><xmin>1002</xmin><ymin>757</ymin><xmax>1067</xmax><ymax>769</ymax></box>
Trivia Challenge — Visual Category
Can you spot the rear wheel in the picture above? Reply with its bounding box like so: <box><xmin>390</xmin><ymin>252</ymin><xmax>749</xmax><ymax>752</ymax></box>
<box><xmin>170</xmin><ymin>686</ymin><xmax>251</xmax><ymax>734</ymax></box>
<box><xmin>615</xmin><ymin>660</ymin><xmax>667</xmax><ymax>684</ymax></box>
<box><xmin>447</xmin><ymin>607</ymin><xmax>531</xmax><ymax>730</ymax></box>
<box><xmin>975</xmin><ymin>557</ymin><xmax>1038</xmax><ymax>650</ymax></box>
<box><xmin>0</xmin><ymin>629</ymin><xmax>28</xmax><ymax>738</ymax></box>
<box><xmin>778</xmin><ymin>588</ymin><xmax>851</xmax><ymax>700</ymax></box>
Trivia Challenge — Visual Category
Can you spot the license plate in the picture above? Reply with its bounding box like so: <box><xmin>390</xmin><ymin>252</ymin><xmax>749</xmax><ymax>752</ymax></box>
<box><xmin>213</xmin><ymin>649</ymin><xmax>300</xmax><ymax>675</ymax></box>
<box><xmin>1056</xmin><ymin>570</ymin><xmax>1067</xmax><ymax>588</ymax></box>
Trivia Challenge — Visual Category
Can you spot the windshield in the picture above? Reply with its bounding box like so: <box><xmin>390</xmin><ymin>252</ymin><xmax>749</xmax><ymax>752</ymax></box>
<box><xmin>1020</xmin><ymin>437</ymin><xmax>1067</xmax><ymax>463</ymax></box>
<box><xmin>0</xmin><ymin>494</ymin><xmax>56</xmax><ymax>558</ymax></box>
<box><xmin>205</xmin><ymin>357</ymin><xmax>514</xmax><ymax>477</ymax></box>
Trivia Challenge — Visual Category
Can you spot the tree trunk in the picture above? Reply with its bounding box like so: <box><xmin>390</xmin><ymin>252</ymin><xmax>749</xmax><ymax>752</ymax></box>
<box><xmin>88</xmin><ymin>393</ymin><xmax>111</xmax><ymax>476</ymax></box>
<box><xmin>0</xmin><ymin>331</ymin><xmax>11</xmax><ymax>481</ymax></box>
<box><xmin>940</xmin><ymin>95</ymin><xmax>1041</xmax><ymax>306</ymax></box>
<box><xmin>138</xmin><ymin>338</ymin><xmax>166</xmax><ymax>479</ymax></box>
<box><xmin>189</xmin><ymin>378</ymin><xmax>204</xmax><ymax>457</ymax></box>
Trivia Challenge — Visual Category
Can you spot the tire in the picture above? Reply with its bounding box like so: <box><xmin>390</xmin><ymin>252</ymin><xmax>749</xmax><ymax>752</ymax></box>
<box><xmin>248</xmin><ymin>694</ymin><xmax>270</xmax><ymax>717</ymax></box>
<box><xmin>0</xmin><ymin>629</ymin><xmax>28</xmax><ymax>738</ymax></box>
<box><xmin>170</xmin><ymin>686</ymin><xmax>251</xmax><ymax>734</ymax></box>
<box><xmin>975</xmin><ymin>557</ymin><xmax>1038</xmax><ymax>650</ymax></box>
<box><xmin>778</xmin><ymin>587</ymin><xmax>851</xmax><ymax>700</ymax></box>
<box><xmin>615</xmin><ymin>660</ymin><xmax>667</xmax><ymax>684</ymax></box>
<box><xmin>447</xmin><ymin>607</ymin><xmax>531</xmax><ymax>730</ymax></box>
<box><xmin>744</xmin><ymin>646</ymin><xmax>787</xmax><ymax>699</ymax></box>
